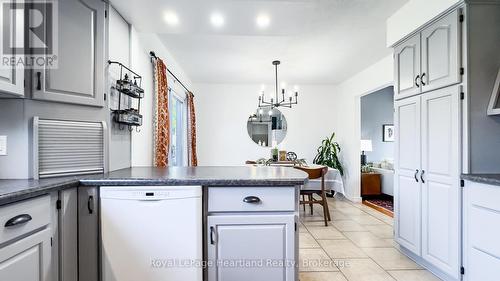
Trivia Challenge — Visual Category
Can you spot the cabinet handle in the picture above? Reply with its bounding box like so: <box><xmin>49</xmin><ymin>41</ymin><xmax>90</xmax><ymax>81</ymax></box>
<box><xmin>414</xmin><ymin>169</ymin><xmax>419</xmax><ymax>182</ymax></box>
<box><xmin>421</xmin><ymin>73</ymin><xmax>426</xmax><ymax>86</ymax></box>
<box><xmin>210</xmin><ymin>226</ymin><xmax>216</xmax><ymax>245</ymax></box>
<box><xmin>87</xmin><ymin>195</ymin><xmax>94</xmax><ymax>214</ymax></box>
<box><xmin>420</xmin><ymin>170</ymin><xmax>425</xmax><ymax>183</ymax></box>
<box><xmin>4</xmin><ymin>214</ymin><xmax>32</xmax><ymax>227</ymax></box>
<box><xmin>415</xmin><ymin>75</ymin><xmax>420</xmax><ymax>87</ymax></box>
<box><xmin>36</xmin><ymin>72</ymin><xmax>41</xmax><ymax>90</ymax></box>
<box><xmin>243</xmin><ymin>196</ymin><xmax>261</xmax><ymax>204</ymax></box>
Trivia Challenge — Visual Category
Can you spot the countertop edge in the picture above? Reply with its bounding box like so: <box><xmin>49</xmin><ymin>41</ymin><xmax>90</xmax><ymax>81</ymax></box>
<box><xmin>461</xmin><ymin>174</ymin><xmax>500</xmax><ymax>186</ymax></box>
<box><xmin>1</xmin><ymin>168</ymin><xmax>309</xmax><ymax>206</ymax></box>
<box><xmin>79</xmin><ymin>178</ymin><xmax>308</xmax><ymax>187</ymax></box>
<box><xmin>0</xmin><ymin>179</ymin><xmax>80</xmax><ymax>206</ymax></box>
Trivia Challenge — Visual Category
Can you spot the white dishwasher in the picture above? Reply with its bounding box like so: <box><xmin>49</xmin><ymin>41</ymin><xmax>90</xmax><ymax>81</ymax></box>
<box><xmin>101</xmin><ymin>186</ymin><xmax>202</xmax><ymax>281</ymax></box>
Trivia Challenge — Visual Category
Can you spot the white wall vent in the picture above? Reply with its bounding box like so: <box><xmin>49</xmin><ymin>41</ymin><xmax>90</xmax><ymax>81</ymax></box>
<box><xmin>34</xmin><ymin>117</ymin><xmax>107</xmax><ymax>179</ymax></box>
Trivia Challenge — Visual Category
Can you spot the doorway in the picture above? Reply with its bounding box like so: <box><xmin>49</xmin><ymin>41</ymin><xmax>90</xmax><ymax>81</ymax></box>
<box><xmin>360</xmin><ymin>86</ymin><xmax>394</xmax><ymax>216</ymax></box>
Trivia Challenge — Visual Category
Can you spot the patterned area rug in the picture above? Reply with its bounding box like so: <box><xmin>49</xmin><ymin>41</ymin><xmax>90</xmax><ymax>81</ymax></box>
<box><xmin>365</xmin><ymin>198</ymin><xmax>394</xmax><ymax>212</ymax></box>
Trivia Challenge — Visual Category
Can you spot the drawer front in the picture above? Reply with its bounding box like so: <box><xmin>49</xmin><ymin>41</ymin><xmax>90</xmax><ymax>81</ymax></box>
<box><xmin>0</xmin><ymin>195</ymin><xmax>50</xmax><ymax>245</ymax></box>
<box><xmin>208</xmin><ymin>187</ymin><xmax>295</xmax><ymax>212</ymax></box>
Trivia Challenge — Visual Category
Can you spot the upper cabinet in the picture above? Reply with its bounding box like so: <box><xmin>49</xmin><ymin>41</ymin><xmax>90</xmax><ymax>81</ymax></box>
<box><xmin>394</xmin><ymin>9</ymin><xmax>462</xmax><ymax>100</ymax></box>
<box><xmin>0</xmin><ymin>0</ymin><xmax>24</xmax><ymax>97</ymax></box>
<box><xmin>31</xmin><ymin>0</ymin><xmax>106</xmax><ymax>107</ymax></box>
<box><xmin>394</xmin><ymin>35</ymin><xmax>421</xmax><ymax>100</ymax></box>
<box><xmin>421</xmin><ymin>9</ymin><xmax>461</xmax><ymax>93</ymax></box>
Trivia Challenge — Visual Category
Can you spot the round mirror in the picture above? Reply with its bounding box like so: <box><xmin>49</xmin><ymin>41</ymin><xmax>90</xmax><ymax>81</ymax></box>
<box><xmin>247</xmin><ymin>108</ymin><xmax>287</xmax><ymax>147</ymax></box>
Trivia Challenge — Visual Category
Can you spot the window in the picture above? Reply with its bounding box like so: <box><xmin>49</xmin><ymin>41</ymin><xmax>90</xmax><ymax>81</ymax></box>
<box><xmin>169</xmin><ymin>89</ymin><xmax>186</xmax><ymax>166</ymax></box>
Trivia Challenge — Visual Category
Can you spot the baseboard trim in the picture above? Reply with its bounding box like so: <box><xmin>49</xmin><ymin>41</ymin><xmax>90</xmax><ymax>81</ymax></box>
<box><xmin>362</xmin><ymin>200</ymin><xmax>394</xmax><ymax>217</ymax></box>
<box><xmin>344</xmin><ymin>195</ymin><xmax>362</xmax><ymax>203</ymax></box>
<box><xmin>399</xmin><ymin>246</ymin><xmax>460</xmax><ymax>281</ymax></box>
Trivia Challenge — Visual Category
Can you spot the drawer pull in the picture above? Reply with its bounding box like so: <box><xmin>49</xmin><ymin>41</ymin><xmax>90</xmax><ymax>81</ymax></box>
<box><xmin>210</xmin><ymin>226</ymin><xmax>216</xmax><ymax>245</ymax></box>
<box><xmin>88</xmin><ymin>195</ymin><xmax>94</xmax><ymax>214</ymax></box>
<box><xmin>243</xmin><ymin>196</ymin><xmax>261</xmax><ymax>204</ymax></box>
<box><xmin>5</xmin><ymin>214</ymin><xmax>32</xmax><ymax>227</ymax></box>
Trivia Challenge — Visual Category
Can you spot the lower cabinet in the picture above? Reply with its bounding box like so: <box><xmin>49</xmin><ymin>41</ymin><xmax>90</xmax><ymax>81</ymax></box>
<box><xmin>395</xmin><ymin>86</ymin><xmax>461</xmax><ymax>280</ymax></box>
<box><xmin>0</xmin><ymin>228</ymin><xmax>52</xmax><ymax>281</ymax></box>
<box><xmin>206</xmin><ymin>186</ymin><xmax>298</xmax><ymax>281</ymax></box>
<box><xmin>207</xmin><ymin>214</ymin><xmax>295</xmax><ymax>281</ymax></box>
<box><xmin>464</xmin><ymin>181</ymin><xmax>500</xmax><ymax>281</ymax></box>
<box><xmin>0</xmin><ymin>195</ymin><xmax>53</xmax><ymax>281</ymax></box>
<box><xmin>77</xmin><ymin>186</ymin><xmax>100</xmax><ymax>281</ymax></box>
<box><xmin>59</xmin><ymin>188</ymin><xmax>78</xmax><ymax>281</ymax></box>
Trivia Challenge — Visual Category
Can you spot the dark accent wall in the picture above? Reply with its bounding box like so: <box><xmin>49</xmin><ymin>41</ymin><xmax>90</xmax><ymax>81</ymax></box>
<box><xmin>468</xmin><ymin>4</ymin><xmax>500</xmax><ymax>173</ymax></box>
<box><xmin>361</xmin><ymin>86</ymin><xmax>394</xmax><ymax>164</ymax></box>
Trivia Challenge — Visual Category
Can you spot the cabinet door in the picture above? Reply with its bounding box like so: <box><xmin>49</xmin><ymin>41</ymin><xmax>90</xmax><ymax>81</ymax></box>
<box><xmin>394</xmin><ymin>95</ymin><xmax>421</xmax><ymax>255</ymax></box>
<box><xmin>0</xmin><ymin>228</ymin><xmax>51</xmax><ymax>281</ymax></box>
<box><xmin>78</xmin><ymin>186</ymin><xmax>99</xmax><ymax>281</ymax></box>
<box><xmin>207</xmin><ymin>214</ymin><xmax>295</xmax><ymax>281</ymax></box>
<box><xmin>59</xmin><ymin>188</ymin><xmax>78</xmax><ymax>281</ymax></box>
<box><xmin>464</xmin><ymin>181</ymin><xmax>500</xmax><ymax>281</ymax></box>
<box><xmin>31</xmin><ymin>0</ymin><xmax>105</xmax><ymax>106</ymax></box>
<box><xmin>421</xmin><ymin>87</ymin><xmax>461</xmax><ymax>278</ymax></box>
<box><xmin>0</xmin><ymin>0</ymin><xmax>24</xmax><ymax>97</ymax></box>
<box><xmin>394</xmin><ymin>34</ymin><xmax>421</xmax><ymax>100</ymax></box>
<box><xmin>421</xmin><ymin>9</ymin><xmax>461</xmax><ymax>93</ymax></box>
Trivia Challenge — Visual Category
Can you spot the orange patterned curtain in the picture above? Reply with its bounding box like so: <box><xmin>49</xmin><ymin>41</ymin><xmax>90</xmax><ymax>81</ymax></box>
<box><xmin>187</xmin><ymin>92</ymin><xmax>198</xmax><ymax>166</ymax></box>
<box><xmin>153</xmin><ymin>59</ymin><xmax>170</xmax><ymax>167</ymax></box>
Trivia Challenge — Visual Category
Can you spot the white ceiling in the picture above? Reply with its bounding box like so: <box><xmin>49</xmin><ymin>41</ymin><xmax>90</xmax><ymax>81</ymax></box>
<box><xmin>112</xmin><ymin>0</ymin><xmax>408</xmax><ymax>84</ymax></box>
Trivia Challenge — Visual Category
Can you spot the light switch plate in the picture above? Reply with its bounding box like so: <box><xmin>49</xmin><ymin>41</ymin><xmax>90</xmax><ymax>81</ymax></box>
<box><xmin>0</xmin><ymin>136</ymin><xmax>7</xmax><ymax>156</ymax></box>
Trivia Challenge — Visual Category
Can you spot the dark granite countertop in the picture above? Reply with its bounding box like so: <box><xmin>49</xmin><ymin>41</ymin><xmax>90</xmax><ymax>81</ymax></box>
<box><xmin>0</xmin><ymin>176</ymin><xmax>80</xmax><ymax>206</ymax></box>
<box><xmin>461</xmin><ymin>174</ymin><xmax>500</xmax><ymax>186</ymax></box>
<box><xmin>0</xmin><ymin>166</ymin><xmax>308</xmax><ymax>206</ymax></box>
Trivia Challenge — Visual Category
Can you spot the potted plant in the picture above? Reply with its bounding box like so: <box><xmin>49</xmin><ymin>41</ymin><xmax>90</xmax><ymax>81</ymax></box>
<box><xmin>313</xmin><ymin>132</ymin><xmax>344</xmax><ymax>176</ymax></box>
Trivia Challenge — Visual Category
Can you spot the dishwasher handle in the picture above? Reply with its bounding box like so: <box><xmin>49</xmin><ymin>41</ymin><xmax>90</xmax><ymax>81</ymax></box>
<box><xmin>210</xmin><ymin>226</ymin><xmax>216</xmax><ymax>245</ymax></box>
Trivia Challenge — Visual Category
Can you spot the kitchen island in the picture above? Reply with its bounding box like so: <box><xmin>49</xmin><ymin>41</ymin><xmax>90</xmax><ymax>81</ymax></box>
<box><xmin>0</xmin><ymin>166</ymin><xmax>308</xmax><ymax>281</ymax></box>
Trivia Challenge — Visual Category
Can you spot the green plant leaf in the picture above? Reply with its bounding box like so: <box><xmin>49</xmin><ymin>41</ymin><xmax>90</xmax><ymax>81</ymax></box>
<box><xmin>313</xmin><ymin>132</ymin><xmax>344</xmax><ymax>176</ymax></box>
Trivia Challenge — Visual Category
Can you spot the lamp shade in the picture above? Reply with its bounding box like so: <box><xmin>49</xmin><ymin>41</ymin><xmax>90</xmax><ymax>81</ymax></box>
<box><xmin>360</xmin><ymin>140</ymin><xmax>373</xmax><ymax>152</ymax></box>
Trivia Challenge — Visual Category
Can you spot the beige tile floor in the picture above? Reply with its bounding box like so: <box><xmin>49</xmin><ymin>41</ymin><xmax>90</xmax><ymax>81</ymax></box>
<box><xmin>298</xmin><ymin>197</ymin><xmax>442</xmax><ymax>281</ymax></box>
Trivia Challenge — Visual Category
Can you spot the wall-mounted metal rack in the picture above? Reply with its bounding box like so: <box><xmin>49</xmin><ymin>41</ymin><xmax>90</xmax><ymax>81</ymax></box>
<box><xmin>108</xmin><ymin>60</ymin><xmax>144</xmax><ymax>131</ymax></box>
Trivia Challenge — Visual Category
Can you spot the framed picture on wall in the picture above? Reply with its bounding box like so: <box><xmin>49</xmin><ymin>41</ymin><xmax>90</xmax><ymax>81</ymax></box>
<box><xmin>383</xmin><ymin>124</ymin><xmax>395</xmax><ymax>142</ymax></box>
<box><xmin>487</xmin><ymin>67</ymin><xmax>500</xmax><ymax>116</ymax></box>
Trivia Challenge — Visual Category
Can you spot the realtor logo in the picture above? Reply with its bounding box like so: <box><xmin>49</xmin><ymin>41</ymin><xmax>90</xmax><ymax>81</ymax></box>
<box><xmin>1</xmin><ymin>0</ymin><xmax>58</xmax><ymax>68</ymax></box>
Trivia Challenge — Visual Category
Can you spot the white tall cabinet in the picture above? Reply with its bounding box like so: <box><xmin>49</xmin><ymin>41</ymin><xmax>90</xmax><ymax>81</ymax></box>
<box><xmin>393</xmin><ymin>6</ymin><xmax>463</xmax><ymax>281</ymax></box>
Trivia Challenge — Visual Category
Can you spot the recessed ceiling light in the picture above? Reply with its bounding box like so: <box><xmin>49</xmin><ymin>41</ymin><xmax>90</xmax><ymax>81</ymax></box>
<box><xmin>164</xmin><ymin>11</ymin><xmax>179</xmax><ymax>26</ymax></box>
<box><xmin>210</xmin><ymin>13</ymin><xmax>225</xmax><ymax>28</ymax></box>
<box><xmin>256</xmin><ymin>14</ymin><xmax>270</xmax><ymax>28</ymax></box>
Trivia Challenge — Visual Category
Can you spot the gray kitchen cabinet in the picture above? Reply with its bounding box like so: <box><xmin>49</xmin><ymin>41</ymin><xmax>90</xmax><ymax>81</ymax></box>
<box><xmin>58</xmin><ymin>188</ymin><xmax>78</xmax><ymax>281</ymax></box>
<box><xmin>0</xmin><ymin>0</ymin><xmax>24</xmax><ymax>97</ymax></box>
<box><xmin>207</xmin><ymin>186</ymin><xmax>297</xmax><ymax>281</ymax></box>
<box><xmin>207</xmin><ymin>214</ymin><xmax>295</xmax><ymax>281</ymax></box>
<box><xmin>421</xmin><ymin>9</ymin><xmax>461</xmax><ymax>93</ymax></box>
<box><xmin>31</xmin><ymin>0</ymin><xmax>106</xmax><ymax>107</ymax></box>
<box><xmin>0</xmin><ymin>195</ymin><xmax>52</xmax><ymax>281</ymax></box>
<box><xmin>394</xmin><ymin>8</ymin><xmax>462</xmax><ymax>100</ymax></box>
<box><xmin>0</xmin><ymin>228</ymin><xmax>52</xmax><ymax>281</ymax></box>
<box><xmin>78</xmin><ymin>186</ymin><xmax>99</xmax><ymax>281</ymax></box>
<box><xmin>394</xmin><ymin>34</ymin><xmax>421</xmax><ymax>100</ymax></box>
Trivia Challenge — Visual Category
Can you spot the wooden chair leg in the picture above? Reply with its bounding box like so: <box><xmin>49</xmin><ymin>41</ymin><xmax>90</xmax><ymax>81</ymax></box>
<box><xmin>308</xmin><ymin>194</ymin><xmax>313</xmax><ymax>215</ymax></box>
<box><xmin>322</xmin><ymin>191</ymin><xmax>331</xmax><ymax>221</ymax></box>
<box><xmin>302</xmin><ymin>194</ymin><xmax>306</xmax><ymax>212</ymax></box>
<box><xmin>320</xmin><ymin>191</ymin><xmax>328</xmax><ymax>226</ymax></box>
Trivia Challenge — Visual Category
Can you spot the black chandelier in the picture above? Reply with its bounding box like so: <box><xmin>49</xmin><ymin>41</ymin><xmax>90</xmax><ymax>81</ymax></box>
<box><xmin>258</xmin><ymin>60</ymin><xmax>298</xmax><ymax>109</ymax></box>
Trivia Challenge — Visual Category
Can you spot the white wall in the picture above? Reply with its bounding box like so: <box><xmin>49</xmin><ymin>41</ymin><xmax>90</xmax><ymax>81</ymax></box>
<box><xmin>386</xmin><ymin>0</ymin><xmax>460</xmax><ymax>46</ymax></box>
<box><xmin>108</xmin><ymin>6</ymin><xmax>132</xmax><ymax>171</ymax></box>
<box><xmin>332</xmin><ymin>55</ymin><xmax>394</xmax><ymax>201</ymax></box>
<box><xmin>194</xmin><ymin>84</ymin><xmax>337</xmax><ymax>166</ymax></box>
<box><xmin>130</xmin><ymin>31</ymin><xmax>194</xmax><ymax>166</ymax></box>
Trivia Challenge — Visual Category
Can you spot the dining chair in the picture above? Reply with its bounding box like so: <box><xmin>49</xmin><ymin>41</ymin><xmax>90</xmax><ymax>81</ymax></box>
<box><xmin>294</xmin><ymin>165</ymin><xmax>331</xmax><ymax>226</ymax></box>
